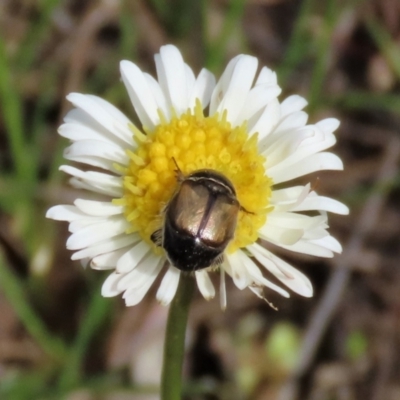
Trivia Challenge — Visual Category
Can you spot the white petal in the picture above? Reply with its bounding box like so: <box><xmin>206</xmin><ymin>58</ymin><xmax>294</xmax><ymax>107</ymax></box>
<box><xmin>69</xmin><ymin>176</ymin><xmax>123</xmax><ymax>197</ymax></box>
<box><xmin>66</xmin><ymin>217</ymin><xmax>131</xmax><ymax>250</ymax></box>
<box><xmin>120</xmin><ymin>60</ymin><xmax>160</xmax><ymax>129</ymax></box>
<box><xmin>209</xmin><ymin>55</ymin><xmax>241</xmax><ymax>114</ymax></box>
<box><xmin>269</xmin><ymin>152</ymin><xmax>344</xmax><ymax>184</ymax></box>
<box><xmin>71</xmin><ymin>233</ymin><xmax>139</xmax><ymax>260</ymax></box>
<box><xmin>249</xmin><ymin>99</ymin><xmax>280</xmax><ymax>140</ymax></box>
<box><xmin>236</xmin><ymin>250</ymin><xmax>290</xmax><ymax>297</ymax></box>
<box><xmin>119</xmin><ymin>253</ymin><xmax>164</xmax><ymax>296</ymax></box>
<box><xmin>124</xmin><ymin>258</ymin><xmax>163</xmax><ymax>306</ymax></box>
<box><xmin>237</xmin><ymin>83</ymin><xmax>281</xmax><ymax>123</ymax></box>
<box><xmin>307</xmin><ymin>225</ymin><xmax>332</xmax><ymax>242</ymax></box>
<box><xmin>255</xmin><ymin>66</ymin><xmax>277</xmax><ymax>85</ymax></box>
<box><xmin>86</xmin><ymin>94</ymin><xmax>128</xmax><ymax>119</ymax></box>
<box><xmin>302</xmin><ymin>227</ymin><xmax>329</xmax><ymax>240</ymax></box>
<box><xmin>59</xmin><ymin>121</ymin><xmax>130</xmax><ymax>148</ymax></box>
<box><xmin>116</xmin><ymin>241</ymin><xmax>152</xmax><ymax>273</ymax></box>
<box><xmin>69</xmin><ymin>216</ymin><xmax>103</xmax><ymax>233</ymax></box>
<box><xmin>60</xmin><ymin>165</ymin><xmax>123</xmax><ymax>197</ymax></box>
<box><xmin>274</xmin><ymin>240</ymin><xmax>334</xmax><ymax>258</ymax></box>
<box><xmin>64</xmin><ymin>140</ymin><xmax>129</xmax><ymax>165</ymax></box>
<box><xmin>66</xmin><ymin>93</ymin><xmax>133</xmax><ymax>144</ymax></box>
<box><xmin>271</xmin><ymin>186</ymin><xmax>313</xmax><ymax>214</ymax></box>
<box><xmin>84</xmin><ymin>95</ymin><xmax>135</xmax><ymax>142</ymax></box>
<box><xmin>66</xmin><ymin>155</ymin><xmax>116</xmax><ymax>171</ymax></box>
<box><xmin>220</xmin><ymin>267</ymin><xmax>227</xmax><ymax>310</ymax></box>
<box><xmin>156</xmin><ymin>266</ymin><xmax>181</xmax><ymax>306</ymax></box>
<box><xmin>267</xmin><ymin>212</ymin><xmax>327</xmax><ymax>230</ymax></box>
<box><xmin>91</xmin><ymin>261</ymin><xmax>113</xmax><ymax>273</ymax></box>
<box><xmin>264</xmin><ymin>126</ymin><xmax>337</xmax><ymax>170</ymax></box>
<box><xmin>280</xmin><ymin>95</ymin><xmax>308</xmax><ymax>117</ymax></box>
<box><xmin>316</xmin><ymin>118</ymin><xmax>340</xmax><ymax>133</ymax></box>
<box><xmin>91</xmin><ymin>248</ymin><xmax>128</xmax><ymax>269</ymax></box>
<box><xmin>292</xmin><ymin>195</ymin><xmax>350</xmax><ymax>215</ymax></box>
<box><xmin>64</xmin><ymin>108</ymin><xmax>95</xmax><ymax>126</ymax></box>
<box><xmin>210</xmin><ymin>55</ymin><xmax>258</xmax><ymax>125</ymax></box>
<box><xmin>312</xmin><ymin>235</ymin><xmax>343</xmax><ymax>253</ymax></box>
<box><xmin>195</xmin><ymin>270</ymin><xmax>215</xmax><ymax>300</ymax></box>
<box><xmin>143</xmin><ymin>73</ymin><xmax>169</xmax><ymax>118</ymax></box>
<box><xmin>118</xmin><ymin>252</ymin><xmax>163</xmax><ymax>292</ymax></box>
<box><xmin>46</xmin><ymin>205</ymin><xmax>85</xmax><ymax>221</ymax></box>
<box><xmin>224</xmin><ymin>252</ymin><xmax>252</xmax><ymax>290</ymax></box>
<box><xmin>271</xmin><ymin>111</ymin><xmax>309</xmax><ymax>135</ymax></box>
<box><xmin>60</xmin><ymin>165</ymin><xmax>120</xmax><ymax>186</ymax></box>
<box><xmin>156</xmin><ymin>45</ymin><xmax>189</xmax><ymax>115</ymax></box>
<box><xmin>74</xmin><ymin>199</ymin><xmax>124</xmax><ymax>216</ymax></box>
<box><xmin>247</xmin><ymin>243</ymin><xmax>313</xmax><ymax>297</ymax></box>
<box><xmin>185</xmin><ymin>63</ymin><xmax>196</xmax><ymax>102</ymax></box>
<box><xmin>101</xmin><ymin>272</ymin><xmax>125</xmax><ymax>297</ymax></box>
<box><xmin>258</xmin><ymin>224</ymin><xmax>304</xmax><ymax>245</ymax></box>
<box><xmin>188</xmin><ymin>68</ymin><xmax>216</xmax><ymax>109</ymax></box>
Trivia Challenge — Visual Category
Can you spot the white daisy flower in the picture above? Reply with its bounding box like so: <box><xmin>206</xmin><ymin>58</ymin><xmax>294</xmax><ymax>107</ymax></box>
<box><xmin>46</xmin><ymin>45</ymin><xmax>349</xmax><ymax>308</ymax></box>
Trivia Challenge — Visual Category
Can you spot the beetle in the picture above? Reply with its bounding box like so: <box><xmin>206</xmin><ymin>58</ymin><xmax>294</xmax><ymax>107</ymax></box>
<box><xmin>151</xmin><ymin>164</ymin><xmax>241</xmax><ymax>272</ymax></box>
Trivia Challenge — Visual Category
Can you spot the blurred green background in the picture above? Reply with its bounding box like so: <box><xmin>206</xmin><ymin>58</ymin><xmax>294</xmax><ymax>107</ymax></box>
<box><xmin>1</xmin><ymin>0</ymin><xmax>400</xmax><ymax>399</ymax></box>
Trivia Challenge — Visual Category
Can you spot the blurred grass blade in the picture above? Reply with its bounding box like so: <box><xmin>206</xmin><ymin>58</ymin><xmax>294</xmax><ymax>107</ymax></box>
<box><xmin>0</xmin><ymin>251</ymin><xmax>67</xmax><ymax>362</ymax></box>
<box><xmin>58</xmin><ymin>285</ymin><xmax>112</xmax><ymax>390</ymax></box>
<box><xmin>366</xmin><ymin>18</ymin><xmax>400</xmax><ymax>80</ymax></box>
<box><xmin>119</xmin><ymin>4</ymin><xmax>138</xmax><ymax>60</ymax></box>
<box><xmin>278</xmin><ymin>0</ymin><xmax>315</xmax><ymax>83</ymax></box>
<box><xmin>0</xmin><ymin>368</ymin><xmax>57</xmax><ymax>400</ymax></box>
<box><xmin>16</xmin><ymin>0</ymin><xmax>60</xmax><ymax>70</ymax></box>
<box><xmin>0</xmin><ymin>37</ymin><xmax>28</xmax><ymax>180</ymax></box>
<box><xmin>329</xmin><ymin>91</ymin><xmax>400</xmax><ymax>115</ymax></box>
<box><xmin>205</xmin><ymin>0</ymin><xmax>247</xmax><ymax>70</ymax></box>
<box><xmin>308</xmin><ymin>0</ymin><xmax>338</xmax><ymax>112</ymax></box>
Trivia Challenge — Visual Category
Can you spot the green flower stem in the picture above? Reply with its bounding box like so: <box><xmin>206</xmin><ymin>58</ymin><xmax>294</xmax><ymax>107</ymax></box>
<box><xmin>161</xmin><ymin>272</ymin><xmax>195</xmax><ymax>400</ymax></box>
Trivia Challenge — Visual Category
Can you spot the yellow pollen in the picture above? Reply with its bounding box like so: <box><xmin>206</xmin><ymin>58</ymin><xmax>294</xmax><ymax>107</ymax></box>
<box><xmin>117</xmin><ymin>101</ymin><xmax>273</xmax><ymax>252</ymax></box>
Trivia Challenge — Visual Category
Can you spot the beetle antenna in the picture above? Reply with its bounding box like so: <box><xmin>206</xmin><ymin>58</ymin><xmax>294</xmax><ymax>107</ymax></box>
<box><xmin>240</xmin><ymin>205</ymin><xmax>254</xmax><ymax>215</ymax></box>
<box><xmin>172</xmin><ymin>157</ymin><xmax>184</xmax><ymax>182</ymax></box>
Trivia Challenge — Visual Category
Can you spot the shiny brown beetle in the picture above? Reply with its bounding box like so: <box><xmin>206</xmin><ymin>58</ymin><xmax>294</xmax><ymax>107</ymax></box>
<box><xmin>151</xmin><ymin>165</ymin><xmax>240</xmax><ymax>272</ymax></box>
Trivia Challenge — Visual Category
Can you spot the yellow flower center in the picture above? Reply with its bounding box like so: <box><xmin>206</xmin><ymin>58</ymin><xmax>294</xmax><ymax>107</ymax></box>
<box><xmin>114</xmin><ymin>102</ymin><xmax>273</xmax><ymax>254</ymax></box>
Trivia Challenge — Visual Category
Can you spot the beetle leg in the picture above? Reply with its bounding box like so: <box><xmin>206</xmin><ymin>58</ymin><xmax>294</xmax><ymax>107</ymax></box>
<box><xmin>150</xmin><ymin>229</ymin><xmax>163</xmax><ymax>247</ymax></box>
<box><xmin>250</xmin><ymin>284</ymin><xmax>278</xmax><ymax>310</ymax></box>
<box><xmin>212</xmin><ymin>254</ymin><xmax>224</xmax><ymax>269</ymax></box>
